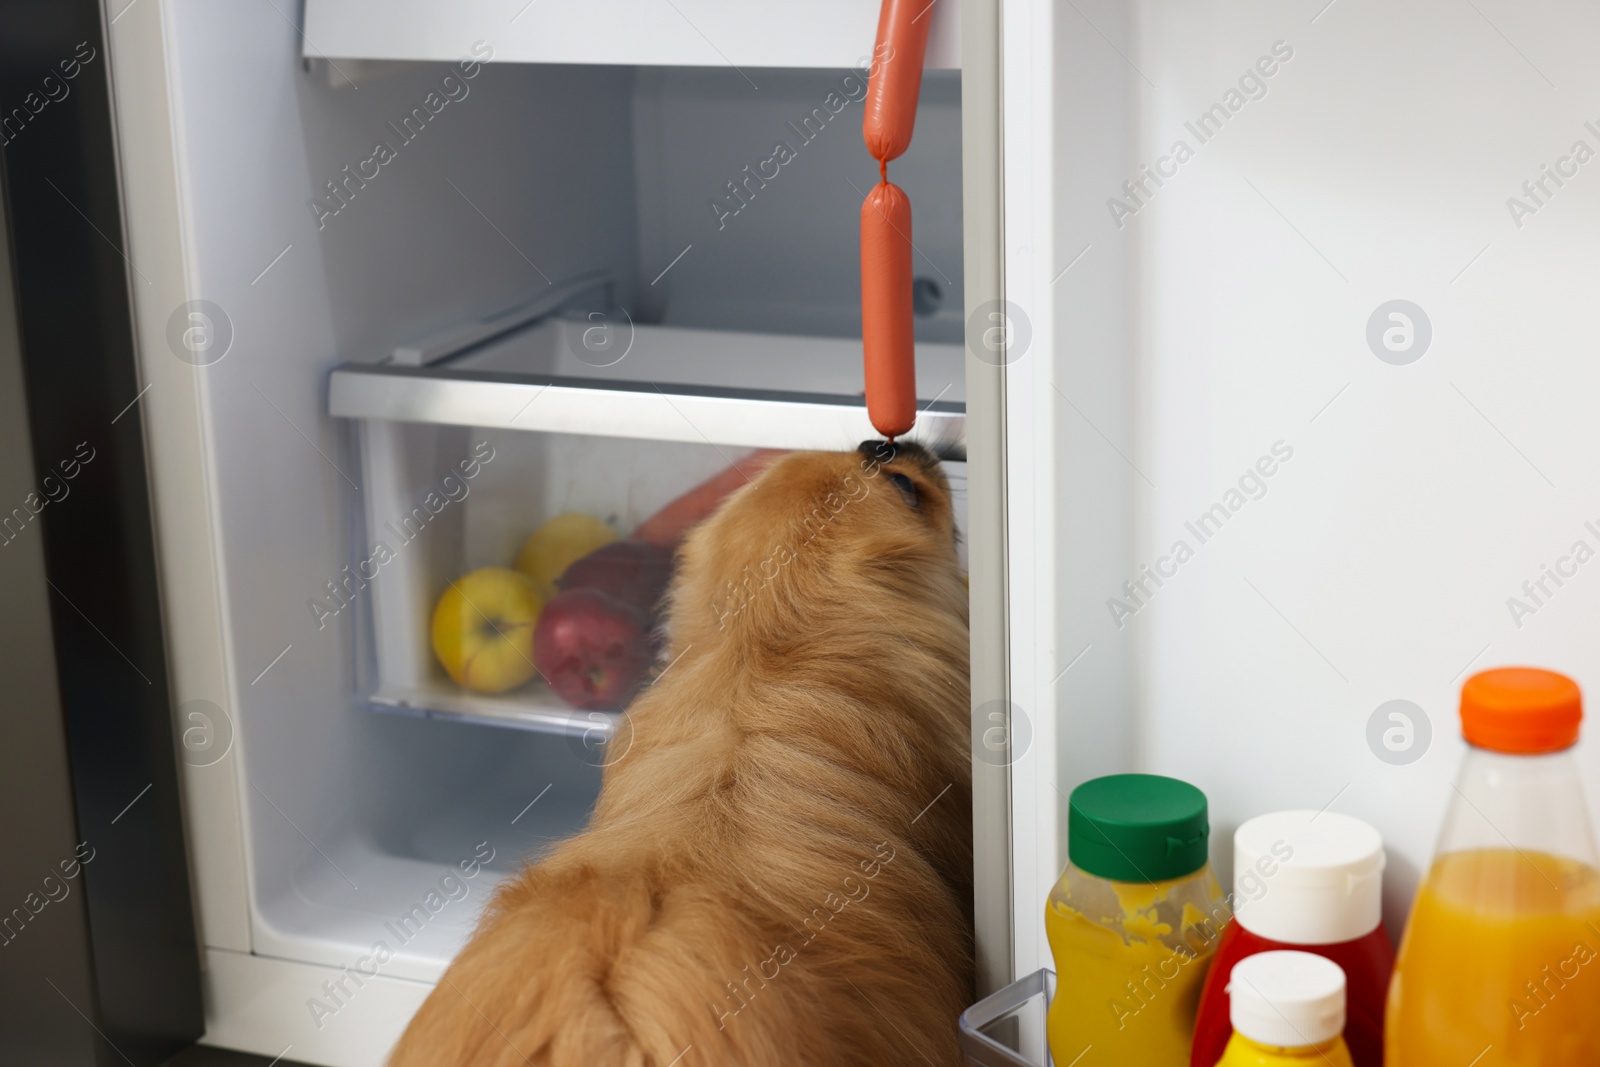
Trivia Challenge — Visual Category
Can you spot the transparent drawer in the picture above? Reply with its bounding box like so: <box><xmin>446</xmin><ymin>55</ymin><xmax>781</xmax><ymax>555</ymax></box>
<box><xmin>339</xmin><ymin>415</ymin><xmax>968</xmax><ymax>737</ymax></box>
<box><xmin>345</xmin><ymin>419</ymin><xmax>730</xmax><ymax>735</ymax></box>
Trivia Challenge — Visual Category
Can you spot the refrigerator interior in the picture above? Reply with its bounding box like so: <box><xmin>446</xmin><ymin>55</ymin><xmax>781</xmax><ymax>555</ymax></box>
<box><xmin>1027</xmin><ymin>0</ymin><xmax>1600</xmax><ymax>978</ymax></box>
<box><xmin>153</xmin><ymin>2</ymin><xmax>967</xmax><ymax>989</ymax></box>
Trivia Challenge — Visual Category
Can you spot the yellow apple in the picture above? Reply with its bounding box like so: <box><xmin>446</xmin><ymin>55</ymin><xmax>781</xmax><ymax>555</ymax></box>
<box><xmin>514</xmin><ymin>511</ymin><xmax>618</xmax><ymax>601</ymax></box>
<box><xmin>431</xmin><ymin>567</ymin><xmax>544</xmax><ymax>694</ymax></box>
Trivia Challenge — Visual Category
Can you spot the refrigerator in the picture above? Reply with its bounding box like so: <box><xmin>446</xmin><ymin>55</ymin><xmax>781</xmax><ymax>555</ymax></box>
<box><xmin>5</xmin><ymin>0</ymin><xmax>1599</xmax><ymax>1064</ymax></box>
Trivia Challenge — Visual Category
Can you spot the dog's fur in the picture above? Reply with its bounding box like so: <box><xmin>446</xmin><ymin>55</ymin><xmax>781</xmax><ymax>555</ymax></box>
<box><xmin>389</xmin><ymin>444</ymin><xmax>973</xmax><ymax>1067</ymax></box>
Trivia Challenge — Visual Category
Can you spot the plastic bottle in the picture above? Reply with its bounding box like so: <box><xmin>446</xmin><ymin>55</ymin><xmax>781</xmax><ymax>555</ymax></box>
<box><xmin>1387</xmin><ymin>667</ymin><xmax>1600</xmax><ymax>1065</ymax></box>
<box><xmin>1215</xmin><ymin>951</ymin><xmax>1354</xmax><ymax>1067</ymax></box>
<box><xmin>1192</xmin><ymin>811</ymin><xmax>1392</xmax><ymax>1067</ymax></box>
<box><xmin>1045</xmin><ymin>774</ymin><xmax>1229</xmax><ymax>1067</ymax></box>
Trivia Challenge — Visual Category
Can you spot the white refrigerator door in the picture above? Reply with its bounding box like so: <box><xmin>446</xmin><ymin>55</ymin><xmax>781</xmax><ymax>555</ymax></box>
<box><xmin>1004</xmin><ymin>0</ymin><xmax>1600</xmax><ymax>990</ymax></box>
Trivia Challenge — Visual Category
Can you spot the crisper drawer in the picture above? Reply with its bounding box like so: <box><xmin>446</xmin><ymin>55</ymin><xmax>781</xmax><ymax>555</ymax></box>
<box><xmin>330</xmin><ymin>311</ymin><xmax>967</xmax><ymax>737</ymax></box>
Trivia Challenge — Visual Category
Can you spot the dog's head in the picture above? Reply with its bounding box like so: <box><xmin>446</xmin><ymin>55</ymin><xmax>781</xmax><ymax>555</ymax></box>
<box><xmin>666</xmin><ymin>442</ymin><xmax>964</xmax><ymax>649</ymax></box>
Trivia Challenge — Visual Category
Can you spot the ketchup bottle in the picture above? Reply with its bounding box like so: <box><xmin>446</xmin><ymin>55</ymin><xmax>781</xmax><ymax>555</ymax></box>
<box><xmin>1192</xmin><ymin>810</ymin><xmax>1392</xmax><ymax>1067</ymax></box>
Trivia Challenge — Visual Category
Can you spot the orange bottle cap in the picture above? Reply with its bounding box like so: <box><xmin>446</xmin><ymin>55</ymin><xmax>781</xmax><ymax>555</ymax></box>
<box><xmin>1460</xmin><ymin>667</ymin><xmax>1582</xmax><ymax>754</ymax></box>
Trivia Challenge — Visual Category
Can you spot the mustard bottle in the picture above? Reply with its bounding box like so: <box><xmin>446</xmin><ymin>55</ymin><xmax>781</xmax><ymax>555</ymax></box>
<box><xmin>1045</xmin><ymin>774</ymin><xmax>1228</xmax><ymax>1066</ymax></box>
<box><xmin>1216</xmin><ymin>951</ymin><xmax>1354</xmax><ymax>1067</ymax></box>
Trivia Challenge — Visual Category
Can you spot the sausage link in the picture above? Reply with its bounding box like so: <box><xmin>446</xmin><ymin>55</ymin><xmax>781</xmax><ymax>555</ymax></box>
<box><xmin>862</xmin><ymin>0</ymin><xmax>935</xmax><ymax>163</ymax></box>
<box><xmin>860</xmin><ymin>180</ymin><xmax>917</xmax><ymax>439</ymax></box>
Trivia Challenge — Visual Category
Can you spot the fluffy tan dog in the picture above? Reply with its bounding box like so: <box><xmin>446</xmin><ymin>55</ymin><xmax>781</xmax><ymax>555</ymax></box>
<box><xmin>390</xmin><ymin>442</ymin><xmax>973</xmax><ymax>1067</ymax></box>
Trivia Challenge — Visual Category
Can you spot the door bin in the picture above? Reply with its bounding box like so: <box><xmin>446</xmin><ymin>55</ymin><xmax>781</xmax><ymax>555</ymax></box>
<box><xmin>958</xmin><ymin>969</ymin><xmax>1054</xmax><ymax>1067</ymax></box>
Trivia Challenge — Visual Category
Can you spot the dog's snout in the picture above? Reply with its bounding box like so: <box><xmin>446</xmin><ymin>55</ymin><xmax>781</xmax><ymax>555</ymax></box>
<box><xmin>857</xmin><ymin>439</ymin><xmax>894</xmax><ymax>462</ymax></box>
<box><xmin>857</xmin><ymin>439</ymin><xmax>937</xmax><ymax>469</ymax></box>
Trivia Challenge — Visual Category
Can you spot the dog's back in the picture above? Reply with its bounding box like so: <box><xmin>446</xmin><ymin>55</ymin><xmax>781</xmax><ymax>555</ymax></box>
<box><xmin>390</xmin><ymin>445</ymin><xmax>973</xmax><ymax>1066</ymax></box>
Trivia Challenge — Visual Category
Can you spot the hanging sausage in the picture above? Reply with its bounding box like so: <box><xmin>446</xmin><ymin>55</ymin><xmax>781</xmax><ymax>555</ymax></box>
<box><xmin>860</xmin><ymin>0</ymin><xmax>933</xmax><ymax>440</ymax></box>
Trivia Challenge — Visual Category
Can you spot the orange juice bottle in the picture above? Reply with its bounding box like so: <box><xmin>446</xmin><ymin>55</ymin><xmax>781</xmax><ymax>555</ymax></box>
<box><xmin>1387</xmin><ymin>667</ymin><xmax>1600</xmax><ymax>1065</ymax></box>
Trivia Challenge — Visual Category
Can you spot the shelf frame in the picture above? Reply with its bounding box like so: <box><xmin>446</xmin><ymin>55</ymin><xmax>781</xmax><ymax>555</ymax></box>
<box><xmin>330</xmin><ymin>361</ymin><xmax>968</xmax><ymax>460</ymax></box>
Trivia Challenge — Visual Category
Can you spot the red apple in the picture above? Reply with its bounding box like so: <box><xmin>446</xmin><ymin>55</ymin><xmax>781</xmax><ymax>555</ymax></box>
<box><xmin>533</xmin><ymin>588</ymin><xmax>654</xmax><ymax>710</ymax></box>
<box><xmin>556</xmin><ymin>540</ymin><xmax>674</xmax><ymax>616</ymax></box>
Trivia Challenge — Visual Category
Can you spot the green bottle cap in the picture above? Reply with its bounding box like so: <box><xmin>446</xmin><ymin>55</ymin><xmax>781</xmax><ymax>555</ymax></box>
<box><xmin>1068</xmin><ymin>773</ymin><xmax>1210</xmax><ymax>883</ymax></box>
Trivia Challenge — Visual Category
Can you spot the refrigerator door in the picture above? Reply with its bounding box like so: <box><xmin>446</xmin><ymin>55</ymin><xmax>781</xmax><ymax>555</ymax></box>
<box><xmin>0</xmin><ymin>2</ymin><xmax>204</xmax><ymax>1062</ymax></box>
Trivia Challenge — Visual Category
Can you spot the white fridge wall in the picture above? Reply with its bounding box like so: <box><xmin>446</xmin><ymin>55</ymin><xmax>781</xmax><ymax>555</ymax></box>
<box><xmin>159</xmin><ymin>0</ymin><xmax>632</xmax><ymax>983</ymax></box>
<box><xmin>631</xmin><ymin>67</ymin><xmax>965</xmax><ymax>339</ymax></box>
<box><xmin>1029</xmin><ymin>0</ymin><xmax>1600</xmax><ymax>970</ymax></box>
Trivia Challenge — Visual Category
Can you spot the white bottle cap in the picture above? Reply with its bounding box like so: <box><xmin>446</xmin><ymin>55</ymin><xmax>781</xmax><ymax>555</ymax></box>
<box><xmin>1228</xmin><ymin>951</ymin><xmax>1347</xmax><ymax>1049</ymax></box>
<box><xmin>1232</xmin><ymin>809</ymin><xmax>1385</xmax><ymax>945</ymax></box>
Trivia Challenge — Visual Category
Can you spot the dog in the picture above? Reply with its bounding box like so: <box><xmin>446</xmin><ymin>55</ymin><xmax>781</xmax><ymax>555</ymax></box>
<box><xmin>390</xmin><ymin>442</ymin><xmax>973</xmax><ymax>1066</ymax></box>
